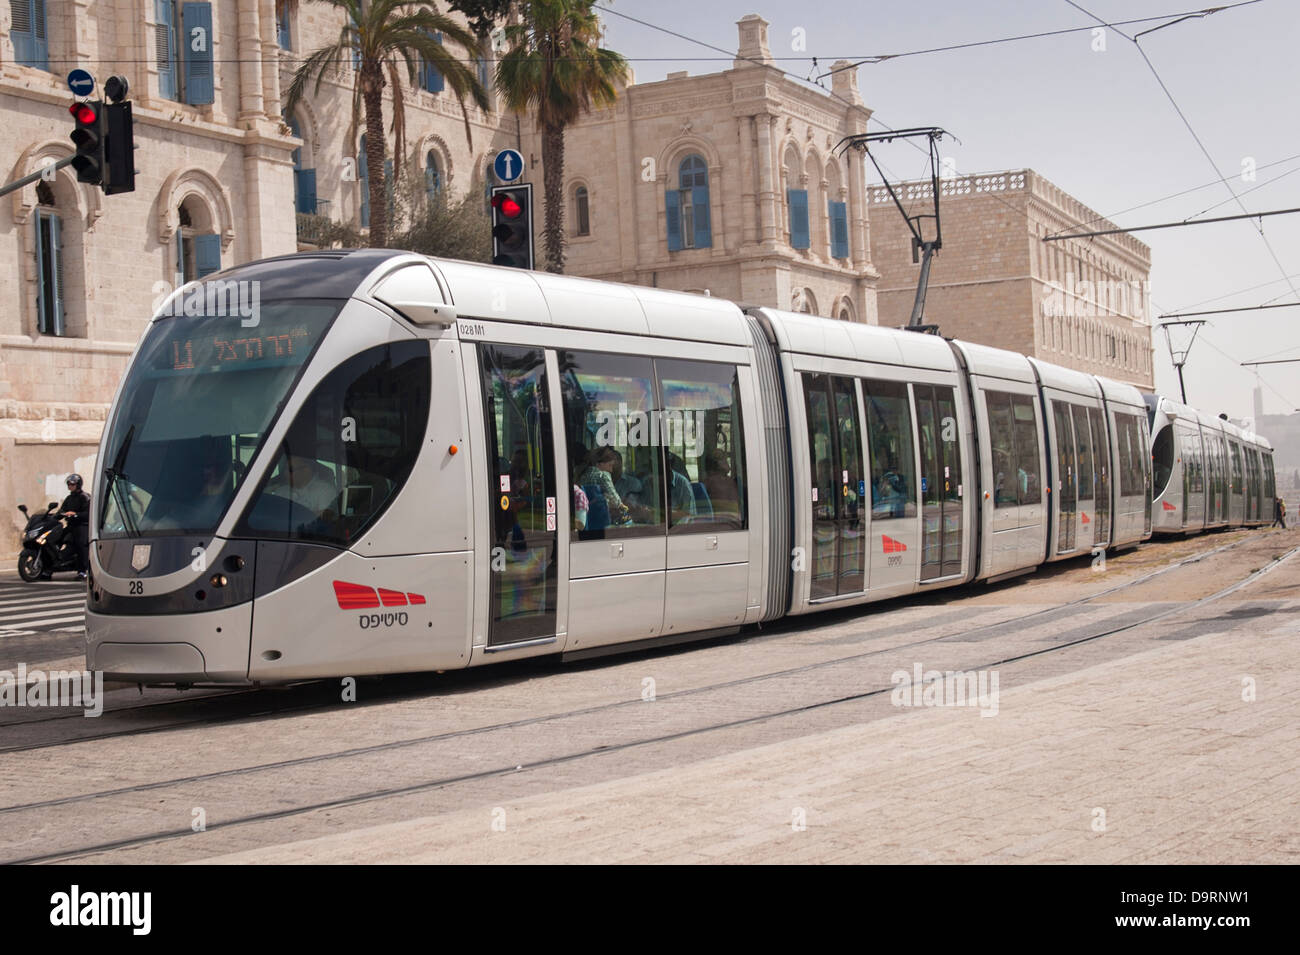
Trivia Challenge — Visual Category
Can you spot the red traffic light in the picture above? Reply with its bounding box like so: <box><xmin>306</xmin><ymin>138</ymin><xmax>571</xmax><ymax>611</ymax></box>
<box><xmin>492</xmin><ymin>194</ymin><xmax>523</xmax><ymax>219</ymax></box>
<box><xmin>69</xmin><ymin>102</ymin><xmax>97</xmax><ymax>125</ymax></box>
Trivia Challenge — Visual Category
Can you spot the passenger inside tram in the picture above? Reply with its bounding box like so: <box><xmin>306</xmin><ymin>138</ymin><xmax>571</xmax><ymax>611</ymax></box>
<box><xmin>577</xmin><ymin>446</ymin><xmax>634</xmax><ymax>530</ymax></box>
<box><xmin>702</xmin><ymin>449</ymin><xmax>740</xmax><ymax>524</ymax></box>
<box><xmin>666</xmin><ymin>452</ymin><xmax>698</xmax><ymax>523</ymax></box>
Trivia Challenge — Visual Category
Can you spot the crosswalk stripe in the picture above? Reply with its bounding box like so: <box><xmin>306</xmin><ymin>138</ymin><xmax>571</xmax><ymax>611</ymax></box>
<box><xmin>0</xmin><ymin>614</ymin><xmax>85</xmax><ymax>628</ymax></box>
<box><xmin>0</xmin><ymin>595</ymin><xmax>88</xmax><ymax>608</ymax></box>
<box><xmin>1</xmin><ymin>608</ymin><xmax>86</xmax><ymax>625</ymax></box>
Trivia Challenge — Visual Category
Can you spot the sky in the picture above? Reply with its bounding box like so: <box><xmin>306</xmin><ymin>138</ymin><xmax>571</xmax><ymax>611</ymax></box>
<box><xmin>595</xmin><ymin>0</ymin><xmax>1300</xmax><ymax>422</ymax></box>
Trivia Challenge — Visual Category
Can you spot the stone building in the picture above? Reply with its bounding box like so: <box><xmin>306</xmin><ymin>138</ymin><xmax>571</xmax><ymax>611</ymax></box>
<box><xmin>1</xmin><ymin>0</ymin><xmax>301</xmax><ymax>548</ymax></box>
<box><xmin>868</xmin><ymin>169</ymin><xmax>1154</xmax><ymax>389</ymax></box>
<box><xmin>0</xmin><ymin>0</ymin><xmax>509</xmax><ymax>553</ymax></box>
<box><xmin>518</xmin><ymin>14</ymin><xmax>882</xmax><ymax>322</ymax></box>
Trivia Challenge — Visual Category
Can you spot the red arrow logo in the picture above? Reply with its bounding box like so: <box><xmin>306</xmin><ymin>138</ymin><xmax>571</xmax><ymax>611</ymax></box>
<box><xmin>333</xmin><ymin>581</ymin><xmax>426</xmax><ymax>610</ymax></box>
<box><xmin>882</xmin><ymin>535</ymin><xmax>907</xmax><ymax>554</ymax></box>
<box><xmin>1162</xmin><ymin>501</ymin><xmax>1177</xmax><ymax>511</ymax></box>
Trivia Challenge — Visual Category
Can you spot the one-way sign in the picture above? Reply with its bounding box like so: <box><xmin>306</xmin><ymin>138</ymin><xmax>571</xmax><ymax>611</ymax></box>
<box><xmin>67</xmin><ymin>69</ymin><xmax>95</xmax><ymax>97</ymax></box>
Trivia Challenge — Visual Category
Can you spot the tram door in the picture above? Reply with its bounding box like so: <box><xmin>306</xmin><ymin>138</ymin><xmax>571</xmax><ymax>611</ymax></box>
<box><xmin>917</xmin><ymin>385</ymin><xmax>964</xmax><ymax>580</ymax></box>
<box><xmin>479</xmin><ymin>344</ymin><xmax>558</xmax><ymax>647</ymax></box>
<box><xmin>1088</xmin><ymin>407</ymin><xmax>1110</xmax><ymax>545</ymax></box>
<box><xmin>1052</xmin><ymin>402</ymin><xmax>1077</xmax><ymax>553</ymax></box>
<box><xmin>1072</xmin><ymin>405</ymin><xmax>1096</xmax><ymax>548</ymax></box>
<box><xmin>803</xmin><ymin>374</ymin><xmax>865</xmax><ymax>599</ymax></box>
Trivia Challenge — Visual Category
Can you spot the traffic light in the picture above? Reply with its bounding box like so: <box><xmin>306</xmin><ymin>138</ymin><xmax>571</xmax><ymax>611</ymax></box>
<box><xmin>491</xmin><ymin>183</ymin><xmax>534</xmax><ymax>270</ymax></box>
<box><xmin>68</xmin><ymin>100</ymin><xmax>105</xmax><ymax>186</ymax></box>
<box><xmin>103</xmin><ymin>100</ymin><xmax>135</xmax><ymax>195</ymax></box>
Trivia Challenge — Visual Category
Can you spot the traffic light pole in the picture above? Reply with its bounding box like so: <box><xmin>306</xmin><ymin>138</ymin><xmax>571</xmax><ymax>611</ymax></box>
<box><xmin>0</xmin><ymin>155</ymin><xmax>76</xmax><ymax>199</ymax></box>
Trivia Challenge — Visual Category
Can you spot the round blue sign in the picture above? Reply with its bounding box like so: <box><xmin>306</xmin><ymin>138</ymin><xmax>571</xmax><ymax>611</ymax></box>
<box><xmin>493</xmin><ymin>148</ymin><xmax>524</xmax><ymax>183</ymax></box>
<box><xmin>67</xmin><ymin>69</ymin><xmax>95</xmax><ymax>97</ymax></box>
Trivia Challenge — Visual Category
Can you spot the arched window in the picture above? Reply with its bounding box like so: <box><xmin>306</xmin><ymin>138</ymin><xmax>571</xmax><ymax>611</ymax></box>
<box><xmin>358</xmin><ymin>134</ymin><xmax>369</xmax><ymax>228</ymax></box>
<box><xmin>34</xmin><ymin>181</ymin><xmax>64</xmax><ymax>335</ymax></box>
<box><xmin>175</xmin><ymin>197</ymin><xmax>221</xmax><ymax>282</ymax></box>
<box><xmin>425</xmin><ymin>150</ymin><xmax>441</xmax><ymax>200</ymax></box>
<box><xmin>574</xmin><ymin>185</ymin><xmax>590</xmax><ymax>236</ymax></box>
<box><xmin>666</xmin><ymin>154</ymin><xmax>711</xmax><ymax>250</ymax></box>
<box><xmin>287</xmin><ymin>114</ymin><xmax>317</xmax><ymax>214</ymax></box>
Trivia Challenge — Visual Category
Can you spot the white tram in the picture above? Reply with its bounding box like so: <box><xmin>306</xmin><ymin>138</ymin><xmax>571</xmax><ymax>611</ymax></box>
<box><xmin>84</xmin><ymin>251</ymin><xmax>1277</xmax><ymax>684</ymax></box>
<box><xmin>1146</xmin><ymin>393</ymin><xmax>1275</xmax><ymax>535</ymax></box>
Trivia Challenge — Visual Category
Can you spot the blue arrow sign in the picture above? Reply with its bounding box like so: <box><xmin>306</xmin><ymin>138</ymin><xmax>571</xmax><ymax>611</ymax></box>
<box><xmin>494</xmin><ymin>148</ymin><xmax>524</xmax><ymax>183</ymax></box>
<box><xmin>67</xmin><ymin>69</ymin><xmax>95</xmax><ymax>97</ymax></box>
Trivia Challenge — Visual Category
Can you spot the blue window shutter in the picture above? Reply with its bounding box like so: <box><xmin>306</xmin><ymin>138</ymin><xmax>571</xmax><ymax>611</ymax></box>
<box><xmin>50</xmin><ymin>213</ymin><xmax>64</xmax><ymax>335</ymax></box>
<box><xmin>155</xmin><ymin>0</ymin><xmax>177</xmax><ymax>100</ymax></box>
<box><xmin>12</xmin><ymin>0</ymin><xmax>49</xmax><ymax>69</ymax></box>
<box><xmin>788</xmin><ymin>189</ymin><xmax>810</xmax><ymax>250</ymax></box>
<box><xmin>34</xmin><ymin>213</ymin><xmax>48</xmax><ymax>333</ymax></box>
<box><xmin>830</xmin><ymin>200</ymin><xmax>849</xmax><ymax>258</ymax></box>
<box><xmin>194</xmin><ymin>234</ymin><xmax>221</xmax><ymax>277</ymax></box>
<box><xmin>10</xmin><ymin>1</ymin><xmax>33</xmax><ymax>66</ymax></box>
<box><xmin>665</xmin><ymin>189</ymin><xmax>682</xmax><ymax>252</ymax></box>
<box><xmin>424</xmin><ymin>32</ymin><xmax>445</xmax><ymax>93</ymax></box>
<box><xmin>277</xmin><ymin>2</ymin><xmax>291</xmax><ymax>50</ymax></box>
<box><xmin>182</xmin><ymin>2</ymin><xmax>214</xmax><ymax>105</ymax></box>
<box><xmin>295</xmin><ymin>169</ymin><xmax>317</xmax><ymax>214</ymax></box>
<box><xmin>691</xmin><ymin>184</ymin><xmax>711</xmax><ymax>249</ymax></box>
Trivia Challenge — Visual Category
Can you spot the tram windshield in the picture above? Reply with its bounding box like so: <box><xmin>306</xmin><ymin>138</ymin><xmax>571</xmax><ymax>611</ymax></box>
<box><xmin>98</xmin><ymin>299</ymin><xmax>343</xmax><ymax>538</ymax></box>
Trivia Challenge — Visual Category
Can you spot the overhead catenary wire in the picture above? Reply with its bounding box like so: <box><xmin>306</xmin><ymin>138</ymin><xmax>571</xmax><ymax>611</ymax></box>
<box><xmin>1043</xmin><ymin>206</ymin><xmax>1300</xmax><ymax>241</ymax></box>
<box><xmin>1064</xmin><ymin>0</ymin><xmax>1300</xmax><ymax>309</ymax></box>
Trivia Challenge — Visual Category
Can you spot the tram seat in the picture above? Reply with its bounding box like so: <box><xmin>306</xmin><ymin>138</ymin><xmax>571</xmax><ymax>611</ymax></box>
<box><xmin>691</xmin><ymin>482</ymin><xmax>713</xmax><ymax>519</ymax></box>
<box><xmin>582</xmin><ymin>483</ymin><xmax>610</xmax><ymax>532</ymax></box>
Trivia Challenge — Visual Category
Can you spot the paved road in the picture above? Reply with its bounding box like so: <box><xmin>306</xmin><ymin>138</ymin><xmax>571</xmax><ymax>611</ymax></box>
<box><xmin>1</xmin><ymin>528</ymin><xmax>1296</xmax><ymax>864</ymax></box>
<box><xmin>0</xmin><ymin>574</ymin><xmax>86</xmax><ymax>671</ymax></box>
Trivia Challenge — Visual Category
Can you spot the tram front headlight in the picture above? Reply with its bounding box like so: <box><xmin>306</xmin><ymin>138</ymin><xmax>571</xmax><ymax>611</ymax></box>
<box><xmin>210</xmin><ymin>573</ymin><xmax>228</xmax><ymax>588</ymax></box>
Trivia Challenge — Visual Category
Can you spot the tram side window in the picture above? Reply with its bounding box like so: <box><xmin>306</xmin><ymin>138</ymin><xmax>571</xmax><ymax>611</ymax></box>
<box><xmin>1116</xmin><ymin>413</ymin><xmax>1143</xmax><ymax>497</ymax></box>
<box><xmin>1072</xmin><ymin>405</ymin><xmax>1094</xmax><ymax>499</ymax></box>
<box><xmin>986</xmin><ymin>391</ymin><xmax>1018</xmax><ymax>509</ymax></box>
<box><xmin>1010</xmin><ymin>394</ymin><xmax>1042</xmax><ymax>505</ymax></box>
<box><xmin>1151</xmin><ymin>425</ymin><xmax>1174</xmax><ymax>496</ymax></box>
<box><xmin>559</xmin><ymin>350</ymin><xmax>664</xmax><ymax>540</ymax></box>
<box><xmin>237</xmin><ymin>341</ymin><xmax>431</xmax><ymax>545</ymax></box>
<box><xmin>864</xmin><ymin>379</ymin><xmax>916</xmax><ymax>519</ymax></box>
<box><xmin>657</xmin><ymin>359</ymin><xmax>747</xmax><ymax>532</ymax></box>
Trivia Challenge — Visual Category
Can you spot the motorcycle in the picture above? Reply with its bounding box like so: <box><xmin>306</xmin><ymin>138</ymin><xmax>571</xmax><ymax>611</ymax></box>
<box><xmin>16</xmin><ymin>503</ymin><xmax>79</xmax><ymax>582</ymax></box>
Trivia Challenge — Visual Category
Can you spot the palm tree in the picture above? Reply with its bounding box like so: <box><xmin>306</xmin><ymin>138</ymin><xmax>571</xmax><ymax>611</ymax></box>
<box><xmin>285</xmin><ymin>0</ymin><xmax>490</xmax><ymax>247</ymax></box>
<box><xmin>497</xmin><ymin>0</ymin><xmax>628</xmax><ymax>273</ymax></box>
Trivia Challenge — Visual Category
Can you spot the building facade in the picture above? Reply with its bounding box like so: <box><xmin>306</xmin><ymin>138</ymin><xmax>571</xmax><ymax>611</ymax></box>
<box><xmin>518</xmin><ymin>14</ymin><xmax>882</xmax><ymax>323</ymax></box>
<box><xmin>0</xmin><ymin>0</ymin><xmax>512</xmax><ymax>553</ymax></box>
<box><xmin>868</xmin><ymin>169</ymin><xmax>1154</xmax><ymax>389</ymax></box>
<box><xmin>1</xmin><ymin>0</ymin><xmax>303</xmax><ymax>549</ymax></box>
<box><xmin>0</xmin><ymin>3</ymin><xmax>1153</xmax><ymax>558</ymax></box>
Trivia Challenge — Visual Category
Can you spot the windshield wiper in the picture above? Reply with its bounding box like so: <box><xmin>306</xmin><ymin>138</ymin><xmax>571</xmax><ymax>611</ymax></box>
<box><xmin>103</xmin><ymin>424</ymin><xmax>139</xmax><ymax>537</ymax></box>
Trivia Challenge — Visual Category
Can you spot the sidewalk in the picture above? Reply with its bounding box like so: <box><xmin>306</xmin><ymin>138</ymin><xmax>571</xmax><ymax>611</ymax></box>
<box><xmin>203</xmin><ymin>573</ymin><xmax>1300</xmax><ymax>864</ymax></box>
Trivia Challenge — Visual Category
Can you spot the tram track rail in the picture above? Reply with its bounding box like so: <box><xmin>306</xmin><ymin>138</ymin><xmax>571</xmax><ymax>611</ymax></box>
<box><xmin>0</xmin><ymin>529</ymin><xmax>1271</xmax><ymax>754</ymax></box>
<box><xmin>0</xmin><ymin>530</ymin><xmax>1263</xmax><ymax>753</ymax></box>
<box><xmin>6</xmin><ymin>540</ymin><xmax>1294</xmax><ymax>865</ymax></box>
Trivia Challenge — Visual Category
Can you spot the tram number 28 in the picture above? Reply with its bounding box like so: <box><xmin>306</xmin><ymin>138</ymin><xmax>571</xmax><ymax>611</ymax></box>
<box><xmin>128</xmin><ymin>580</ymin><xmax>144</xmax><ymax>595</ymax></box>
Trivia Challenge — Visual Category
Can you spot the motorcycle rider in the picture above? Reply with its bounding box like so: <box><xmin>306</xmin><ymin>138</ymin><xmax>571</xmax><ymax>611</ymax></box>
<box><xmin>59</xmin><ymin>473</ymin><xmax>90</xmax><ymax>581</ymax></box>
